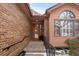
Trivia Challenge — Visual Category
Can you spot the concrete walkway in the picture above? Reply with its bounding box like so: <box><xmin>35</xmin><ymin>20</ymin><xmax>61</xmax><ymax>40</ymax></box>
<box><xmin>24</xmin><ymin>41</ymin><xmax>46</xmax><ymax>56</ymax></box>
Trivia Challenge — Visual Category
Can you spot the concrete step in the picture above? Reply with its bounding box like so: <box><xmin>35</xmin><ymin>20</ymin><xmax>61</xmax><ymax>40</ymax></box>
<box><xmin>24</xmin><ymin>41</ymin><xmax>46</xmax><ymax>56</ymax></box>
<box><xmin>25</xmin><ymin>52</ymin><xmax>46</xmax><ymax>56</ymax></box>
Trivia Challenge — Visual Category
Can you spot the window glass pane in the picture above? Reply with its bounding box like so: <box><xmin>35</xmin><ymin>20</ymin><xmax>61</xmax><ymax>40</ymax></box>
<box><xmin>55</xmin><ymin>20</ymin><xmax>74</xmax><ymax>36</ymax></box>
<box><xmin>54</xmin><ymin>21</ymin><xmax>61</xmax><ymax>36</ymax></box>
<box><xmin>74</xmin><ymin>21</ymin><xmax>79</xmax><ymax>36</ymax></box>
<box><xmin>59</xmin><ymin>10</ymin><xmax>75</xmax><ymax>19</ymax></box>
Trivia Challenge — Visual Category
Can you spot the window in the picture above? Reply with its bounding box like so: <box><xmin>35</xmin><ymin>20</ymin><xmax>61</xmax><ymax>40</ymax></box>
<box><xmin>59</xmin><ymin>10</ymin><xmax>75</xmax><ymax>19</ymax></box>
<box><xmin>54</xmin><ymin>10</ymin><xmax>79</xmax><ymax>36</ymax></box>
<box><xmin>54</xmin><ymin>20</ymin><xmax>74</xmax><ymax>36</ymax></box>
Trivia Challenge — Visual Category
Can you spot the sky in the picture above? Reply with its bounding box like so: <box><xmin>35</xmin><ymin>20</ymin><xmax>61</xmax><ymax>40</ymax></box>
<box><xmin>29</xmin><ymin>3</ymin><xmax>57</xmax><ymax>14</ymax></box>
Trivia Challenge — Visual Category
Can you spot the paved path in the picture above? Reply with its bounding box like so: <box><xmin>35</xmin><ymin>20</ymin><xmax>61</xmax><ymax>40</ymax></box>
<box><xmin>24</xmin><ymin>41</ymin><xmax>46</xmax><ymax>56</ymax></box>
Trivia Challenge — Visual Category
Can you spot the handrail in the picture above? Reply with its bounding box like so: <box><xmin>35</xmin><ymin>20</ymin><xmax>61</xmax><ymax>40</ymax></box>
<box><xmin>42</xmin><ymin>36</ymin><xmax>55</xmax><ymax>56</ymax></box>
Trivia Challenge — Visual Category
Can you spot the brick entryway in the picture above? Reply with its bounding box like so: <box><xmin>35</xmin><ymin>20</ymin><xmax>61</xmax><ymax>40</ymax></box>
<box><xmin>31</xmin><ymin>15</ymin><xmax>45</xmax><ymax>41</ymax></box>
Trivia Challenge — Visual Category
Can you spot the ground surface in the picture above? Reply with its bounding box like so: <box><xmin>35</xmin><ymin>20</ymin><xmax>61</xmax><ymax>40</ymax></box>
<box><xmin>24</xmin><ymin>41</ymin><xmax>46</xmax><ymax>56</ymax></box>
<box><xmin>23</xmin><ymin>40</ymin><xmax>69</xmax><ymax>56</ymax></box>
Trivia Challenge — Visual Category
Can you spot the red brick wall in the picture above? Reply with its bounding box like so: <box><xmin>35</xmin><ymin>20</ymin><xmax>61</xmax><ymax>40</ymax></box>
<box><xmin>0</xmin><ymin>4</ymin><xmax>31</xmax><ymax>55</ymax></box>
<box><xmin>44</xmin><ymin>18</ymin><xmax>49</xmax><ymax>39</ymax></box>
<box><xmin>48</xmin><ymin>4</ymin><xmax>79</xmax><ymax>47</ymax></box>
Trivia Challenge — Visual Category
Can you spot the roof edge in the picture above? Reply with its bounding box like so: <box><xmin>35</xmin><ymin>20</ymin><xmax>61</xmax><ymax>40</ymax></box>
<box><xmin>46</xmin><ymin>3</ymin><xmax>79</xmax><ymax>14</ymax></box>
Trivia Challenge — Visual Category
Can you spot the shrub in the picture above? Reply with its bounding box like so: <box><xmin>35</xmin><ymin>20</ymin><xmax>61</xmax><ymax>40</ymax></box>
<box><xmin>65</xmin><ymin>38</ymin><xmax>79</xmax><ymax>56</ymax></box>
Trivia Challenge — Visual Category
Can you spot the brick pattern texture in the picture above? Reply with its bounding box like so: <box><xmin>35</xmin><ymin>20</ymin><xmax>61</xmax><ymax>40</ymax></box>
<box><xmin>0</xmin><ymin>4</ymin><xmax>31</xmax><ymax>56</ymax></box>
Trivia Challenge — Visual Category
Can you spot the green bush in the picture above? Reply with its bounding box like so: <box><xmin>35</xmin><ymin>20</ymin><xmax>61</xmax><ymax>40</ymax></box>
<box><xmin>65</xmin><ymin>39</ymin><xmax>79</xmax><ymax>56</ymax></box>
